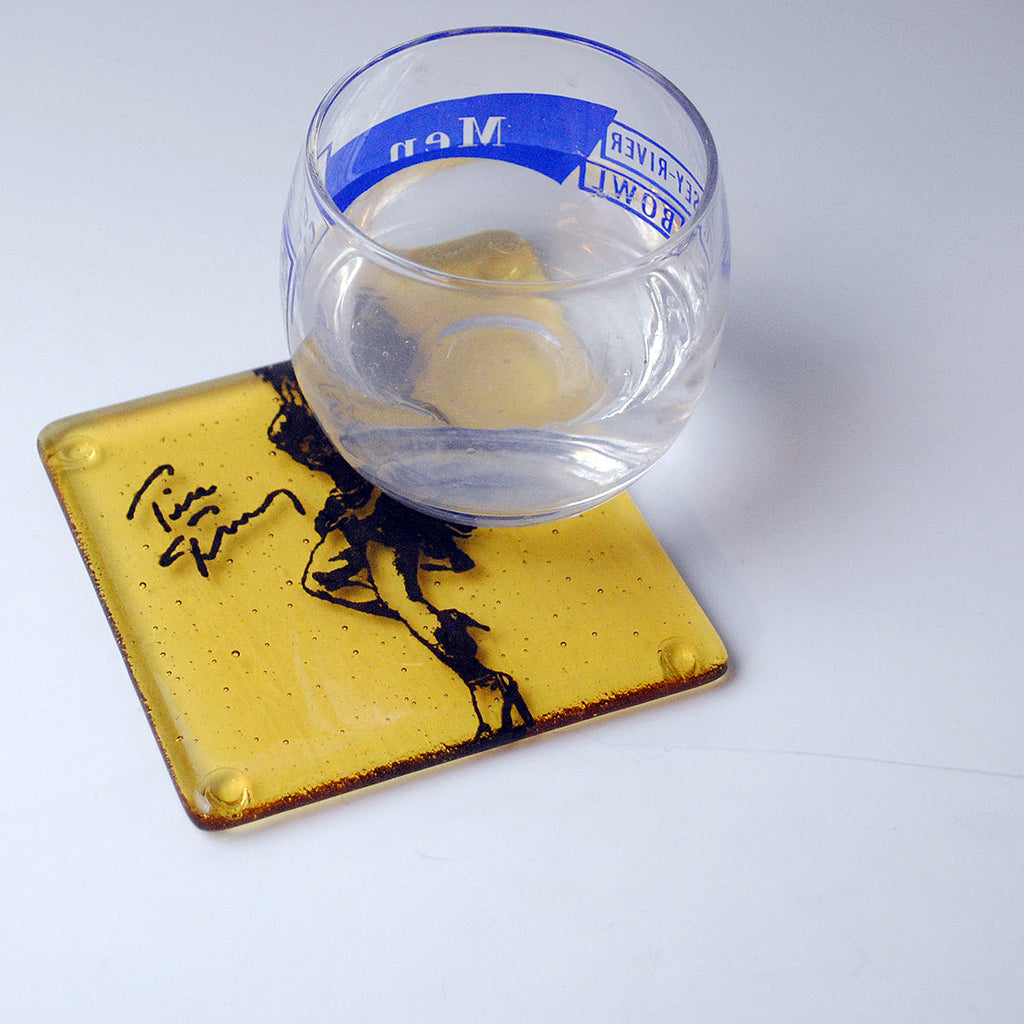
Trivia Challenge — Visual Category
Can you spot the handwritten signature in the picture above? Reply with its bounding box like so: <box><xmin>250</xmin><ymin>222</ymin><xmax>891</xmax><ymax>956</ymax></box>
<box><xmin>127</xmin><ymin>464</ymin><xmax>305</xmax><ymax>578</ymax></box>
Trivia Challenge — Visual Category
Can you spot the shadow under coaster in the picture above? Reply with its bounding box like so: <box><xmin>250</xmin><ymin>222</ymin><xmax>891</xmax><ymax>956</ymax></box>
<box><xmin>39</xmin><ymin>362</ymin><xmax>727</xmax><ymax>829</ymax></box>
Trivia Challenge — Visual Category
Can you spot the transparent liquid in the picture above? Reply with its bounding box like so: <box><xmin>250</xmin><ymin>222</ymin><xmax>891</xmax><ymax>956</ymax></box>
<box><xmin>293</xmin><ymin>161</ymin><xmax>720</xmax><ymax>525</ymax></box>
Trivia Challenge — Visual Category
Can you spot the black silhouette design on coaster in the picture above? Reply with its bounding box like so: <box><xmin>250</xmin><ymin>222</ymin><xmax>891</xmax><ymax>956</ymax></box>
<box><xmin>256</xmin><ymin>363</ymin><xmax>534</xmax><ymax>740</ymax></box>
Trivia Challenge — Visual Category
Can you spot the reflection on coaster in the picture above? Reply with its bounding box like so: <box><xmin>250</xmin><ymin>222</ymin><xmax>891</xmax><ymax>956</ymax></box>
<box><xmin>39</xmin><ymin>363</ymin><xmax>727</xmax><ymax>829</ymax></box>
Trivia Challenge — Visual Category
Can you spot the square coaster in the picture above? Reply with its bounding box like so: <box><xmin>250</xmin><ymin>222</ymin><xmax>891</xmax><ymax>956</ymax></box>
<box><xmin>39</xmin><ymin>363</ymin><xmax>727</xmax><ymax>829</ymax></box>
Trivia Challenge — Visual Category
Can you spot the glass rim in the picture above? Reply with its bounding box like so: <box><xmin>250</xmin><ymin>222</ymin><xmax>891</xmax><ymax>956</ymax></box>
<box><xmin>303</xmin><ymin>25</ymin><xmax>721</xmax><ymax>291</ymax></box>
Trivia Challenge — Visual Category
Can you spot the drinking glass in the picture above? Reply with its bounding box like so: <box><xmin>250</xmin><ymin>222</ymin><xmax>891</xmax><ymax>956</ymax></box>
<box><xmin>281</xmin><ymin>26</ymin><xmax>729</xmax><ymax>526</ymax></box>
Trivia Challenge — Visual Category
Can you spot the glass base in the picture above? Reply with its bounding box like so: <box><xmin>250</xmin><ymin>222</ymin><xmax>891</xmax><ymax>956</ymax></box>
<box><xmin>39</xmin><ymin>362</ymin><xmax>727</xmax><ymax>829</ymax></box>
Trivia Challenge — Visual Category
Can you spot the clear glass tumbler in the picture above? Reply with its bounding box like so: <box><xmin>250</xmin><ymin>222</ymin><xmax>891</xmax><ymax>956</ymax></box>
<box><xmin>281</xmin><ymin>26</ymin><xmax>729</xmax><ymax>526</ymax></box>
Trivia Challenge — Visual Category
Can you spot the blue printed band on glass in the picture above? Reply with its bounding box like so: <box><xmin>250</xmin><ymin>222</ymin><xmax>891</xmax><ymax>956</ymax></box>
<box><xmin>325</xmin><ymin>92</ymin><xmax>702</xmax><ymax>239</ymax></box>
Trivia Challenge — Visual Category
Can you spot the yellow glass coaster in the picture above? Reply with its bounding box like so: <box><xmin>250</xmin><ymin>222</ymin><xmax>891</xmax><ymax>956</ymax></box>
<box><xmin>39</xmin><ymin>363</ymin><xmax>727</xmax><ymax>829</ymax></box>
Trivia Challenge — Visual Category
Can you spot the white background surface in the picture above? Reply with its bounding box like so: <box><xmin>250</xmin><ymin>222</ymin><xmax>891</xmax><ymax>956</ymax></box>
<box><xmin>3</xmin><ymin>1</ymin><xmax>1022</xmax><ymax>1020</ymax></box>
